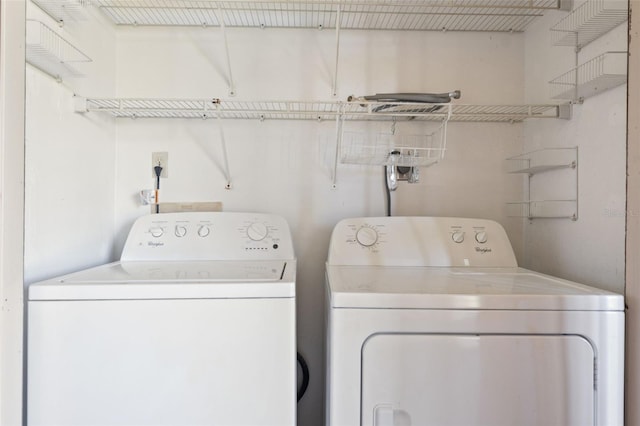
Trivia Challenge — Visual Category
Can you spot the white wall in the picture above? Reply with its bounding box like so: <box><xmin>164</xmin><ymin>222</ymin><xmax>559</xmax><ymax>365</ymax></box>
<box><xmin>113</xmin><ymin>27</ymin><xmax>525</xmax><ymax>425</ymax></box>
<box><xmin>1</xmin><ymin>1</ymin><xmax>26</xmax><ymax>424</ymax></box>
<box><xmin>24</xmin><ymin>4</ymin><xmax>117</xmax><ymax>284</ymax></box>
<box><xmin>523</xmin><ymin>7</ymin><xmax>627</xmax><ymax>293</ymax></box>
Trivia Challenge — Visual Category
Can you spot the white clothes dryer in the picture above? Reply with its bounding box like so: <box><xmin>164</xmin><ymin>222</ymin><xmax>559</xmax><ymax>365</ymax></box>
<box><xmin>28</xmin><ymin>212</ymin><xmax>296</xmax><ymax>426</ymax></box>
<box><xmin>325</xmin><ymin>216</ymin><xmax>624</xmax><ymax>426</ymax></box>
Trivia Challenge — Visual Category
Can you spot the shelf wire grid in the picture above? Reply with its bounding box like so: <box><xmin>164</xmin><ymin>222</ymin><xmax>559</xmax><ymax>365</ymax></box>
<box><xmin>340</xmin><ymin>123</ymin><xmax>448</xmax><ymax>167</ymax></box>
<box><xmin>30</xmin><ymin>0</ymin><xmax>89</xmax><ymax>23</ymax></box>
<box><xmin>549</xmin><ymin>51</ymin><xmax>627</xmax><ymax>100</ymax></box>
<box><xmin>82</xmin><ymin>98</ymin><xmax>564</xmax><ymax>122</ymax></box>
<box><xmin>92</xmin><ymin>0</ymin><xmax>558</xmax><ymax>31</ymax></box>
<box><xmin>26</xmin><ymin>20</ymin><xmax>92</xmax><ymax>79</ymax></box>
<box><xmin>551</xmin><ymin>0</ymin><xmax>628</xmax><ymax>48</ymax></box>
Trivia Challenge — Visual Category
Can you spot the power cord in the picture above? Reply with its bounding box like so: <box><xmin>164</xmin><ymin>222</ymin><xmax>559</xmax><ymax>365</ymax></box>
<box><xmin>297</xmin><ymin>352</ymin><xmax>310</xmax><ymax>402</ymax></box>
<box><xmin>154</xmin><ymin>164</ymin><xmax>163</xmax><ymax>214</ymax></box>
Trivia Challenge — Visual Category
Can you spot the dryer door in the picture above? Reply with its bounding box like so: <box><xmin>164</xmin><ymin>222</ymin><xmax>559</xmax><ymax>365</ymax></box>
<box><xmin>362</xmin><ymin>334</ymin><xmax>595</xmax><ymax>426</ymax></box>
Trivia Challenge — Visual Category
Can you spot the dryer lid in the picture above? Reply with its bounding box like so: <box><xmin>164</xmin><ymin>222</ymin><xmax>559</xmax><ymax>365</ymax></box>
<box><xmin>326</xmin><ymin>266</ymin><xmax>623</xmax><ymax>311</ymax></box>
<box><xmin>29</xmin><ymin>260</ymin><xmax>295</xmax><ymax>301</ymax></box>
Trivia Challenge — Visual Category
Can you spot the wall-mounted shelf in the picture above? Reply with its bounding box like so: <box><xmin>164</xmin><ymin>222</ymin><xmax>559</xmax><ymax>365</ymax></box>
<box><xmin>506</xmin><ymin>200</ymin><xmax>577</xmax><ymax>220</ymax></box>
<box><xmin>549</xmin><ymin>51</ymin><xmax>627</xmax><ymax>101</ymax></box>
<box><xmin>340</xmin><ymin>122</ymin><xmax>447</xmax><ymax>168</ymax></box>
<box><xmin>30</xmin><ymin>0</ymin><xmax>89</xmax><ymax>24</ymax></box>
<box><xmin>75</xmin><ymin>97</ymin><xmax>570</xmax><ymax>187</ymax></box>
<box><xmin>551</xmin><ymin>0</ymin><xmax>628</xmax><ymax>48</ymax></box>
<box><xmin>93</xmin><ymin>0</ymin><xmax>563</xmax><ymax>32</ymax></box>
<box><xmin>26</xmin><ymin>20</ymin><xmax>92</xmax><ymax>81</ymax></box>
<box><xmin>75</xmin><ymin>98</ymin><xmax>569</xmax><ymax>123</ymax></box>
<box><xmin>507</xmin><ymin>147</ymin><xmax>578</xmax><ymax>220</ymax></box>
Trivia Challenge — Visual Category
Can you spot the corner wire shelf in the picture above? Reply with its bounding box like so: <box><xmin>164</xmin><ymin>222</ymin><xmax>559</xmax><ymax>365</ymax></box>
<box><xmin>506</xmin><ymin>147</ymin><xmax>578</xmax><ymax>220</ymax></box>
<box><xmin>92</xmin><ymin>0</ymin><xmax>561</xmax><ymax>32</ymax></box>
<box><xmin>26</xmin><ymin>20</ymin><xmax>92</xmax><ymax>81</ymax></box>
<box><xmin>30</xmin><ymin>0</ymin><xmax>89</xmax><ymax>24</ymax></box>
<box><xmin>549</xmin><ymin>51</ymin><xmax>627</xmax><ymax>101</ymax></box>
<box><xmin>76</xmin><ymin>98</ymin><xmax>567</xmax><ymax>122</ymax></box>
<box><xmin>551</xmin><ymin>0</ymin><xmax>628</xmax><ymax>48</ymax></box>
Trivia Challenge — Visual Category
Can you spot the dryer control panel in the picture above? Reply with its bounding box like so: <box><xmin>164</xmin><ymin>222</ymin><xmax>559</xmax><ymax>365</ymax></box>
<box><xmin>121</xmin><ymin>212</ymin><xmax>294</xmax><ymax>261</ymax></box>
<box><xmin>327</xmin><ymin>217</ymin><xmax>517</xmax><ymax>267</ymax></box>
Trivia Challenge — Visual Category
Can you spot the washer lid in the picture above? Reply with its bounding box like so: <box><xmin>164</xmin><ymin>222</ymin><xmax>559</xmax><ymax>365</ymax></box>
<box><xmin>29</xmin><ymin>260</ymin><xmax>295</xmax><ymax>301</ymax></box>
<box><xmin>326</xmin><ymin>266</ymin><xmax>623</xmax><ymax>311</ymax></box>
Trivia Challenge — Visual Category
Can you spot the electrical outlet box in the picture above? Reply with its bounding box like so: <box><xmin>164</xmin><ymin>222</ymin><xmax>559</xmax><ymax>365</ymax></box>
<box><xmin>152</xmin><ymin>152</ymin><xmax>168</xmax><ymax>178</ymax></box>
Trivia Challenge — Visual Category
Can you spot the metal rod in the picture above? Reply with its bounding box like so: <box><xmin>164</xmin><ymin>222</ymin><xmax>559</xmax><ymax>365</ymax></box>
<box><xmin>215</xmin><ymin>104</ymin><xmax>232</xmax><ymax>189</ymax></box>
<box><xmin>216</xmin><ymin>4</ymin><xmax>236</xmax><ymax>96</ymax></box>
<box><xmin>332</xmin><ymin>4</ymin><xmax>341</xmax><ymax>97</ymax></box>
<box><xmin>332</xmin><ymin>103</ymin><xmax>343</xmax><ymax>188</ymax></box>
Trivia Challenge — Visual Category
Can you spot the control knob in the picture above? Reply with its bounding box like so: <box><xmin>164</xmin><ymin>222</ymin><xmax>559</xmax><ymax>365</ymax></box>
<box><xmin>475</xmin><ymin>231</ymin><xmax>488</xmax><ymax>244</ymax></box>
<box><xmin>356</xmin><ymin>226</ymin><xmax>378</xmax><ymax>247</ymax></box>
<box><xmin>149</xmin><ymin>227</ymin><xmax>164</xmax><ymax>238</ymax></box>
<box><xmin>451</xmin><ymin>231</ymin><xmax>465</xmax><ymax>243</ymax></box>
<box><xmin>247</xmin><ymin>222</ymin><xmax>269</xmax><ymax>241</ymax></box>
<box><xmin>198</xmin><ymin>226</ymin><xmax>210</xmax><ymax>238</ymax></box>
<box><xmin>175</xmin><ymin>225</ymin><xmax>187</xmax><ymax>238</ymax></box>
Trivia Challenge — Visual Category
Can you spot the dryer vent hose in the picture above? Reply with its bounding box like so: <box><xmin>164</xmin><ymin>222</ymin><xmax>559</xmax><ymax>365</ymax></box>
<box><xmin>348</xmin><ymin>91</ymin><xmax>461</xmax><ymax>104</ymax></box>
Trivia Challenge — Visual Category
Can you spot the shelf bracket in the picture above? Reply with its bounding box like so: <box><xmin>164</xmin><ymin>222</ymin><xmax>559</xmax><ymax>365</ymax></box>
<box><xmin>558</xmin><ymin>103</ymin><xmax>573</xmax><ymax>120</ymax></box>
<box><xmin>214</xmin><ymin>103</ymin><xmax>232</xmax><ymax>189</ymax></box>
<box><xmin>332</xmin><ymin>4</ymin><xmax>341</xmax><ymax>97</ymax></box>
<box><xmin>558</xmin><ymin>0</ymin><xmax>573</xmax><ymax>12</ymax></box>
<box><xmin>214</xmin><ymin>4</ymin><xmax>236</xmax><ymax>97</ymax></box>
<box><xmin>332</xmin><ymin>103</ymin><xmax>344</xmax><ymax>188</ymax></box>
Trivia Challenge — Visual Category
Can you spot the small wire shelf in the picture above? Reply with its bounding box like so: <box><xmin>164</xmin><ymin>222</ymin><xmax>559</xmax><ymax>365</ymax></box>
<box><xmin>506</xmin><ymin>147</ymin><xmax>578</xmax><ymax>220</ymax></box>
<box><xmin>507</xmin><ymin>147</ymin><xmax>576</xmax><ymax>174</ymax></box>
<box><xmin>549</xmin><ymin>51</ymin><xmax>627</xmax><ymax>101</ymax></box>
<box><xmin>506</xmin><ymin>200</ymin><xmax>577</xmax><ymax>220</ymax></box>
<box><xmin>551</xmin><ymin>0</ymin><xmax>628</xmax><ymax>48</ymax></box>
<box><xmin>92</xmin><ymin>0</ymin><xmax>559</xmax><ymax>31</ymax></box>
<box><xmin>78</xmin><ymin>98</ymin><xmax>566</xmax><ymax>122</ymax></box>
<box><xmin>340</xmin><ymin>121</ymin><xmax>447</xmax><ymax>167</ymax></box>
<box><xmin>26</xmin><ymin>20</ymin><xmax>92</xmax><ymax>80</ymax></box>
<box><xmin>30</xmin><ymin>0</ymin><xmax>89</xmax><ymax>24</ymax></box>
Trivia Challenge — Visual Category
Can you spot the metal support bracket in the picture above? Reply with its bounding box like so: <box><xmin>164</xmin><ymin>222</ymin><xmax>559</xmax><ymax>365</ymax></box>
<box><xmin>215</xmin><ymin>103</ymin><xmax>233</xmax><ymax>189</ymax></box>
<box><xmin>331</xmin><ymin>103</ymin><xmax>344</xmax><ymax>188</ymax></box>
<box><xmin>332</xmin><ymin>4</ymin><xmax>341</xmax><ymax>97</ymax></box>
<box><xmin>214</xmin><ymin>5</ymin><xmax>236</xmax><ymax>97</ymax></box>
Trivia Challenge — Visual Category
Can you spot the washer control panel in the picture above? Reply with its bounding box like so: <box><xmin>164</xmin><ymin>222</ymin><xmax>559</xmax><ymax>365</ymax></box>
<box><xmin>121</xmin><ymin>212</ymin><xmax>294</xmax><ymax>261</ymax></box>
<box><xmin>327</xmin><ymin>217</ymin><xmax>517</xmax><ymax>267</ymax></box>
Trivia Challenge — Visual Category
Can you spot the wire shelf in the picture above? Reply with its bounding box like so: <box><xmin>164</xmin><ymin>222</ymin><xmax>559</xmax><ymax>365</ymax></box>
<box><xmin>506</xmin><ymin>200</ymin><xmax>577</xmax><ymax>220</ymax></box>
<box><xmin>26</xmin><ymin>20</ymin><xmax>92</xmax><ymax>80</ymax></box>
<box><xmin>551</xmin><ymin>0</ymin><xmax>628</xmax><ymax>48</ymax></box>
<box><xmin>30</xmin><ymin>0</ymin><xmax>89</xmax><ymax>23</ymax></box>
<box><xmin>78</xmin><ymin>98</ymin><xmax>566</xmax><ymax>122</ymax></box>
<box><xmin>549</xmin><ymin>51</ymin><xmax>627</xmax><ymax>101</ymax></box>
<box><xmin>92</xmin><ymin>0</ymin><xmax>559</xmax><ymax>31</ymax></box>
<box><xmin>506</xmin><ymin>147</ymin><xmax>578</xmax><ymax>220</ymax></box>
<box><xmin>340</xmin><ymin>122</ymin><xmax>447</xmax><ymax>167</ymax></box>
<box><xmin>507</xmin><ymin>147</ymin><xmax>576</xmax><ymax>174</ymax></box>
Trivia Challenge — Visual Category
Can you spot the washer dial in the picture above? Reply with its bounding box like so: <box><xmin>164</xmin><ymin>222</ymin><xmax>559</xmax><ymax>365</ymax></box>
<box><xmin>356</xmin><ymin>226</ymin><xmax>379</xmax><ymax>247</ymax></box>
<box><xmin>475</xmin><ymin>231</ymin><xmax>488</xmax><ymax>244</ymax></box>
<box><xmin>198</xmin><ymin>226</ymin><xmax>210</xmax><ymax>238</ymax></box>
<box><xmin>175</xmin><ymin>225</ymin><xmax>187</xmax><ymax>238</ymax></box>
<box><xmin>149</xmin><ymin>227</ymin><xmax>164</xmax><ymax>238</ymax></box>
<box><xmin>451</xmin><ymin>231</ymin><xmax>465</xmax><ymax>243</ymax></box>
<box><xmin>247</xmin><ymin>222</ymin><xmax>269</xmax><ymax>241</ymax></box>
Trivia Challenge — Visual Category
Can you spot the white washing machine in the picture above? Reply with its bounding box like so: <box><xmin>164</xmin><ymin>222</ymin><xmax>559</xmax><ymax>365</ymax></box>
<box><xmin>325</xmin><ymin>217</ymin><xmax>624</xmax><ymax>426</ymax></box>
<box><xmin>28</xmin><ymin>212</ymin><xmax>296</xmax><ymax>426</ymax></box>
